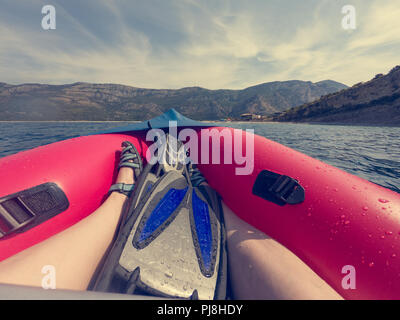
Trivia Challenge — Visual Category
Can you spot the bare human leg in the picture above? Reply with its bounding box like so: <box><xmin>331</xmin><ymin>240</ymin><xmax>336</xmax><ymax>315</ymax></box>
<box><xmin>0</xmin><ymin>158</ymin><xmax>343</xmax><ymax>299</ymax></box>
<box><xmin>222</xmin><ymin>201</ymin><xmax>343</xmax><ymax>300</ymax></box>
<box><xmin>0</xmin><ymin>150</ymin><xmax>135</xmax><ymax>291</ymax></box>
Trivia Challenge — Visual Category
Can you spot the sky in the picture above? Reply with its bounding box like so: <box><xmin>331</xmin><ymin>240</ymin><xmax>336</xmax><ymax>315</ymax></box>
<box><xmin>0</xmin><ymin>0</ymin><xmax>399</xmax><ymax>89</ymax></box>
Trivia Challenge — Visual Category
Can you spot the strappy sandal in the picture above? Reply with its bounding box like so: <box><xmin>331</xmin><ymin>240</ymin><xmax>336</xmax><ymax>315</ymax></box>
<box><xmin>186</xmin><ymin>162</ymin><xmax>207</xmax><ymax>187</ymax></box>
<box><xmin>109</xmin><ymin>141</ymin><xmax>143</xmax><ymax>197</ymax></box>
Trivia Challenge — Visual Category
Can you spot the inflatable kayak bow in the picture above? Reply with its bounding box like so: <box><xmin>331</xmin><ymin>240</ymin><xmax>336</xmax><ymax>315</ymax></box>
<box><xmin>0</xmin><ymin>109</ymin><xmax>399</xmax><ymax>299</ymax></box>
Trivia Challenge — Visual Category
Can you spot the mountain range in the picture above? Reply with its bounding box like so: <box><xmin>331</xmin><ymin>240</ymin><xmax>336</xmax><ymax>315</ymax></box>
<box><xmin>0</xmin><ymin>80</ymin><xmax>347</xmax><ymax>121</ymax></box>
<box><xmin>275</xmin><ymin>66</ymin><xmax>400</xmax><ymax>126</ymax></box>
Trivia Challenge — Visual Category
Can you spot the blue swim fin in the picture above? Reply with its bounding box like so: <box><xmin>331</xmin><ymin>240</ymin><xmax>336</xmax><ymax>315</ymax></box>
<box><xmin>88</xmin><ymin>135</ymin><xmax>227</xmax><ymax>300</ymax></box>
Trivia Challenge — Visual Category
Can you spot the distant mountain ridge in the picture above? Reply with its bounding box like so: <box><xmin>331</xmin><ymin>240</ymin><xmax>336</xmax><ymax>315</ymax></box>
<box><xmin>0</xmin><ymin>79</ymin><xmax>347</xmax><ymax>121</ymax></box>
<box><xmin>276</xmin><ymin>66</ymin><xmax>400</xmax><ymax>126</ymax></box>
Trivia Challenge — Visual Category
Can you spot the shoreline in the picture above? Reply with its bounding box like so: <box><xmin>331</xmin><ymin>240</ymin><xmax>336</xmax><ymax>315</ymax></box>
<box><xmin>278</xmin><ymin>121</ymin><xmax>400</xmax><ymax>128</ymax></box>
<box><xmin>0</xmin><ymin>120</ymin><xmax>142</xmax><ymax>123</ymax></box>
<box><xmin>0</xmin><ymin>120</ymin><xmax>398</xmax><ymax>127</ymax></box>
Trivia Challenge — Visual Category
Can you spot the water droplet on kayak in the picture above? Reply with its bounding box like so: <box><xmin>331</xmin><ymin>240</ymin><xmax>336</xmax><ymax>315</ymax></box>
<box><xmin>316</xmin><ymin>166</ymin><xmax>321</xmax><ymax>170</ymax></box>
<box><xmin>369</xmin><ymin>262</ymin><xmax>374</xmax><ymax>267</ymax></box>
<box><xmin>392</xmin><ymin>254</ymin><xmax>397</xmax><ymax>258</ymax></box>
<box><xmin>340</xmin><ymin>215</ymin><xmax>346</xmax><ymax>219</ymax></box>
<box><xmin>344</xmin><ymin>220</ymin><xmax>350</xmax><ymax>225</ymax></box>
<box><xmin>334</xmin><ymin>188</ymin><xmax>339</xmax><ymax>192</ymax></box>
<box><xmin>339</xmin><ymin>207</ymin><xmax>344</xmax><ymax>211</ymax></box>
<box><xmin>379</xmin><ymin>199</ymin><xmax>389</xmax><ymax>203</ymax></box>
<box><xmin>381</xmin><ymin>235</ymin><xmax>386</xmax><ymax>239</ymax></box>
<box><xmin>386</xmin><ymin>231</ymin><xmax>393</xmax><ymax>236</ymax></box>
<box><xmin>165</xmin><ymin>271</ymin><xmax>173</xmax><ymax>278</ymax></box>
<box><xmin>352</xmin><ymin>186</ymin><xmax>357</xmax><ymax>190</ymax></box>
<box><xmin>368</xmin><ymin>234</ymin><xmax>372</xmax><ymax>238</ymax></box>
<box><xmin>307</xmin><ymin>213</ymin><xmax>312</xmax><ymax>217</ymax></box>
<box><xmin>378</xmin><ymin>250</ymin><xmax>382</xmax><ymax>254</ymax></box>
<box><xmin>363</xmin><ymin>206</ymin><xmax>369</xmax><ymax>211</ymax></box>
<box><xmin>382</xmin><ymin>207</ymin><xmax>387</xmax><ymax>210</ymax></box>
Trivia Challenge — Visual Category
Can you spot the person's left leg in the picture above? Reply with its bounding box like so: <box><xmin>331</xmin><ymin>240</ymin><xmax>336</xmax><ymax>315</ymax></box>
<box><xmin>222</xmin><ymin>201</ymin><xmax>343</xmax><ymax>300</ymax></box>
<box><xmin>0</xmin><ymin>148</ymin><xmax>135</xmax><ymax>291</ymax></box>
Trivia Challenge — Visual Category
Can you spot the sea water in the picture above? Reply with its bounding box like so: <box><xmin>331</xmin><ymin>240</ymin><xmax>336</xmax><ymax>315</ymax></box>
<box><xmin>0</xmin><ymin>121</ymin><xmax>398</xmax><ymax>193</ymax></box>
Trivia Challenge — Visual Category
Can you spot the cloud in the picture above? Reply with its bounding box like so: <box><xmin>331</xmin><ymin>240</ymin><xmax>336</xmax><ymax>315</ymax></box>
<box><xmin>243</xmin><ymin>0</ymin><xmax>400</xmax><ymax>86</ymax></box>
<box><xmin>349</xmin><ymin>1</ymin><xmax>400</xmax><ymax>50</ymax></box>
<box><xmin>0</xmin><ymin>0</ymin><xmax>399</xmax><ymax>89</ymax></box>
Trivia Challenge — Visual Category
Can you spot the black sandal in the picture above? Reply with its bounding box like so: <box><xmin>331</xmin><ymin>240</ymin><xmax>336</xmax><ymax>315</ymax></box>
<box><xmin>186</xmin><ymin>162</ymin><xmax>207</xmax><ymax>187</ymax></box>
<box><xmin>109</xmin><ymin>141</ymin><xmax>143</xmax><ymax>197</ymax></box>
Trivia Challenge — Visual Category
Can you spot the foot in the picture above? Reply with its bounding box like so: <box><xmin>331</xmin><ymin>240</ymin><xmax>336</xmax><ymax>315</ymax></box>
<box><xmin>115</xmin><ymin>162</ymin><xmax>136</xmax><ymax>191</ymax></box>
<box><xmin>187</xmin><ymin>163</ymin><xmax>207</xmax><ymax>187</ymax></box>
<box><xmin>110</xmin><ymin>141</ymin><xmax>143</xmax><ymax>197</ymax></box>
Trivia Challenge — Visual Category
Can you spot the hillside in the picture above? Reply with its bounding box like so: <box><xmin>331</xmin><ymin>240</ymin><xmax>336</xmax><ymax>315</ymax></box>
<box><xmin>275</xmin><ymin>66</ymin><xmax>400</xmax><ymax>126</ymax></box>
<box><xmin>0</xmin><ymin>80</ymin><xmax>347</xmax><ymax>121</ymax></box>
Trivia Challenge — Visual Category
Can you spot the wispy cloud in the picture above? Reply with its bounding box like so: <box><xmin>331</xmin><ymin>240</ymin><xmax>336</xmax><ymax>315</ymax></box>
<box><xmin>0</xmin><ymin>0</ymin><xmax>399</xmax><ymax>89</ymax></box>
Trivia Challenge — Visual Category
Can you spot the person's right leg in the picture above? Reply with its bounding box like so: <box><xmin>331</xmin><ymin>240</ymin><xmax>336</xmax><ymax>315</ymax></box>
<box><xmin>0</xmin><ymin>145</ymin><xmax>136</xmax><ymax>291</ymax></box>
<box><xmin>222</xmin><ymin>201</ymin><xmax>343</xmax><ymax>300</ymax></box>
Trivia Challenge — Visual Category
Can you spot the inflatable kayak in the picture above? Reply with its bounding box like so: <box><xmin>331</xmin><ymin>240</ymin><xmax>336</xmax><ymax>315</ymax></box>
<box><xmin>0</xmin><ymin>109</ymin><xmax>399</xmax><ymax>299</ymax></box>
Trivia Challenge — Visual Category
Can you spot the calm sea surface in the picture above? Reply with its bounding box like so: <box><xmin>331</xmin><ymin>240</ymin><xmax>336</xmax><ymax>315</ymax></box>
<box><xmin>0</xmin><ymin>121</ymin><xmax>399</xmax><ymax>193</ymax></box>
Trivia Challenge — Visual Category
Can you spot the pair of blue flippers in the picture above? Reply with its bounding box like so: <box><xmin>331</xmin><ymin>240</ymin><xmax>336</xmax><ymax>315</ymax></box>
<box><xmin>88</xmin><ymin>134</ymin><xmax>227</xmax><ymax>300</ymax></box>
